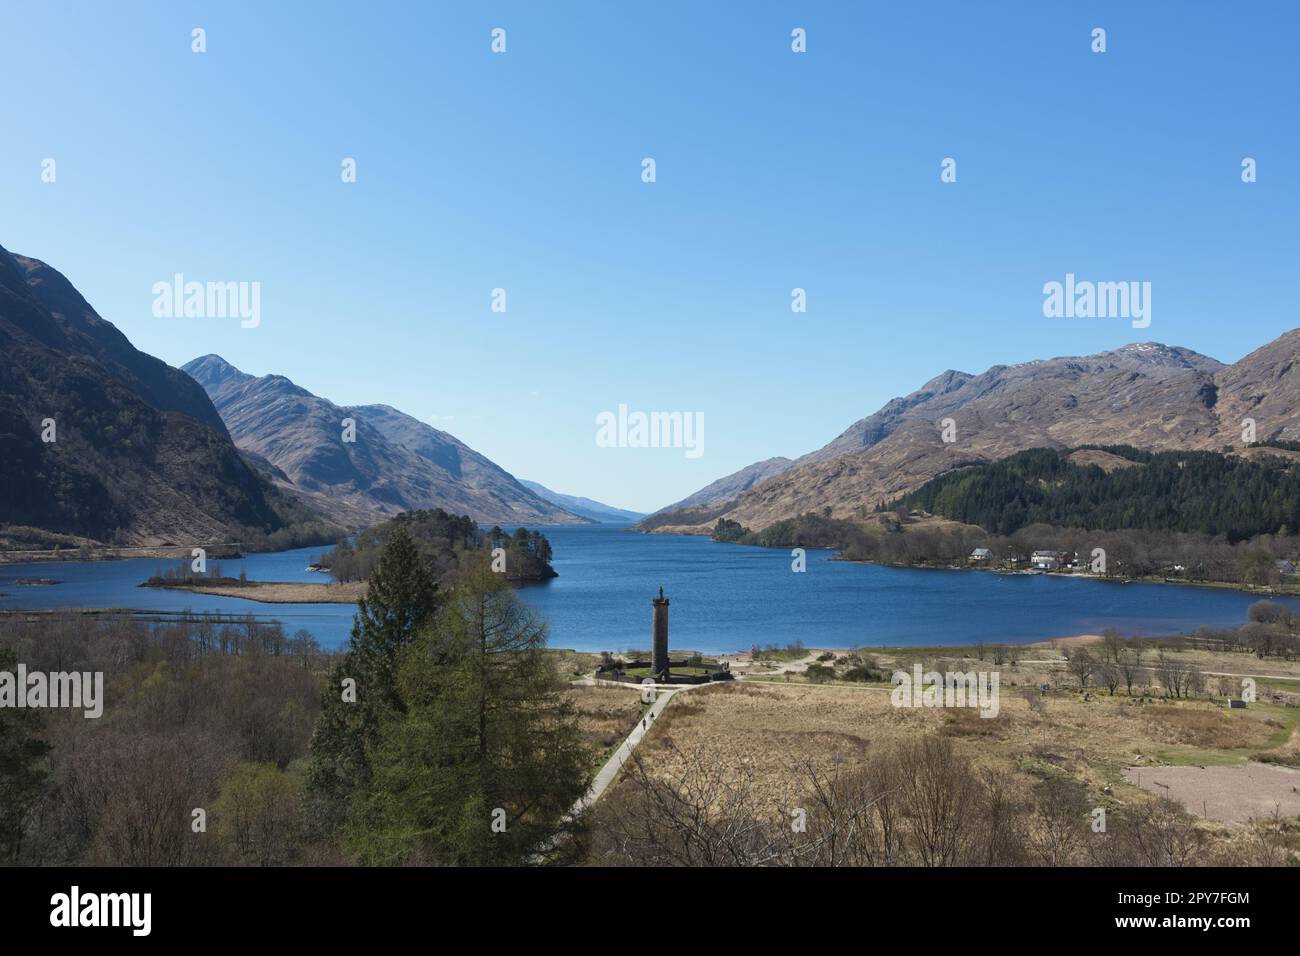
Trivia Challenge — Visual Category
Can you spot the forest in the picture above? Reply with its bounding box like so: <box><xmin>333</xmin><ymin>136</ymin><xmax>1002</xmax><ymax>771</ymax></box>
<box><xmin>893</xmin><ymin>446</ymin><xmax>1300</xmax><ymax>540</ymax></box>
<box><xmin>318</xmin><ymin>508</ymin><xmax>556</xmax><ymax>584</ymax></box>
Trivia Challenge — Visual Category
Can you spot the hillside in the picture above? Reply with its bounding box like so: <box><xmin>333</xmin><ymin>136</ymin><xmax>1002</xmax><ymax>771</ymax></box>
<box><xmin>897</xmin><ymin>445</ymin><xmax>1300</xmax><ymax>540</ymax></box>
<box><xmin>0</xmin><ymin>244</ymin><xmax>333</xmax><ymax>550</ymax></box>
<box><xmin>520</xmin><ymin>480</ymin><xmax>644</xmax><ymax>523</ymax></box>
<box><xmin>641</xmin><ymin>335</ymin><xmax>1300</xmax><ymax>533</ymax></box>
<box><xmin>644</xmin><ymin>456</ymin><xmax>794</xmax><ymax>518</ymax></box>
<box><xmin>184</xmin><ymin>355</ymin><xmax>587</xmax><ymax>530</ymax></box>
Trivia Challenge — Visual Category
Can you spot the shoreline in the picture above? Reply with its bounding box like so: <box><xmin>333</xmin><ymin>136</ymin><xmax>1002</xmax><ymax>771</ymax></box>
<box><xmin>643</xmin><ymin>526</ymin><xmax>1299</xmax><ymax>599</ymax></box>
<box><xmin>824</xmin><ymin>551</ymin><xmax>1298</xmax><ymax>599</ymax></box>
<box><xmin>138</xmin><ymin>580</ymin><xmax>366</xmax><ymax>604</ymax></box>
<box><xmin>0</xmin><ymin>544</ymin><xmax>259</xmax><ymax>566</ymax></box>
<box><xmin>0</xmin><ymin>605</ymin><xmax>1129</xmax><ymax>652</ymax></box>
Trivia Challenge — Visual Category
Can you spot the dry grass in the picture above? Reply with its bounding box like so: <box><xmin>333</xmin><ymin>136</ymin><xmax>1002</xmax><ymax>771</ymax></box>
<box><xmin>637</xmin><ymin>682</ymin><xmax>940</xmax><ymax>810</ymax></box>
<box><xmin>563</xmin><ymin>685</ymin><xmax>644</xmax><ymax>756</ymax></box>
<box><xmin>628</xmin><ymin>680</ymin><xmax>1300</xmax><ymax>820</ymax></box>
<box><xmin>1141</xmin><ymin>706</ymin><xmax>1272</xmax><ymax>750</ymax></box>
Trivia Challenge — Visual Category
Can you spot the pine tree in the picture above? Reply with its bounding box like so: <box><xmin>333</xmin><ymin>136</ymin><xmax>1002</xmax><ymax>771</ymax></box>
<box><xmin>352</xmin><ymin>562</ymin><xmax>590</xmax><ymax>865</ymax></box>
<box><xmin>304</xmin><ymin>523</ymin><xmax>441</xmax><ymax>840</ymax></box>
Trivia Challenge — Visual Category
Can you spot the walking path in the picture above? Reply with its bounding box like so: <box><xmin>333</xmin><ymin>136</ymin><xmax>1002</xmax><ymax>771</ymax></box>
<box><xmin>570</xmin><ymin>679</ymin><xmax>703</xmax><ymax>814</ymax></box>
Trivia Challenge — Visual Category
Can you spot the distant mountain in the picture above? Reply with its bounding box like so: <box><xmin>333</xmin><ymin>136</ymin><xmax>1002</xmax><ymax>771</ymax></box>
<box><xmin>519</xmin><ymin>480</ymin><xmax>644</xmax><ymax>523</ymax></box>
<box><xmin>639</xmin><ymin>336</ymin><xmax>1300</xmax><ymax>533</ymax></box>
<box><xmin>645</xmin><ymin>456</ymin><xmax>794</xmax><ymax>517</ymax></box>
<box><xmin>0</xmin><ymin>244</ymin><xmax>330</xmax><ymax>549</ymax></box>
<box><xmin>184</xmin><ymin>355</ymin><xmax>588</xmax><ymax>530</ymax></box>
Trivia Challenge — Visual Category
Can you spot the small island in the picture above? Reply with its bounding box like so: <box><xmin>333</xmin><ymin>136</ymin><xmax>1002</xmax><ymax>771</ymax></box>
<box><xmin>137</xmin><ymin>508</ymin><xmax>560</xmax><ymax>603</ymax></box>
<box><xmin>316</xmin><ymin>509</ymin><xmax>558</xmax><ymax>585</ymax></box>
<box><xmin>140</xmin><ymin>574</ymin><xmax>365</xmax><ymax>604</ymax></box>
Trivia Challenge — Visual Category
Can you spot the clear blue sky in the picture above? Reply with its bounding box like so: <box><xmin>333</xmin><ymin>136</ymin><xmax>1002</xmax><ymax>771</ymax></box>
<box><xmin>3</xmin><ymin>1</ymin><xmax>1296</xmax><ymax>513</ymax></box>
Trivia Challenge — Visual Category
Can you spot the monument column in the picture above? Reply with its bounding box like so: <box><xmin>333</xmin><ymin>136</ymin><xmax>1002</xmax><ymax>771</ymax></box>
<box><xmin>651</xmin><ymin>586</ymin><xmax>670</xmax><ymax>678</ymax></box>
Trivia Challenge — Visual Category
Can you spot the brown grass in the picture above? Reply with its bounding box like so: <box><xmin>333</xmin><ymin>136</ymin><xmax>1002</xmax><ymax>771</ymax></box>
<box><xmin>1141</xmin><ymin>706</ymin><xmax>1271</xmax><ymax>750</ymax></box>
<box><xmin>563</xmin><ymin>686</ymin><xmax>644</xmax><ymax>755</ymax></box>
<box><xmin>627</xmin><ymin>681</ymin><xmax>1300</xmax><ymax>817</ymax></box>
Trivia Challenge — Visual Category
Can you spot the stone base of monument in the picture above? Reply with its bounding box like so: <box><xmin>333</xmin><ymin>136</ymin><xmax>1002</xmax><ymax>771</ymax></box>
<box><xmin>594</xmin><ymin>658</ymin><xmax>734</xmax><ymax>686</ymax></box>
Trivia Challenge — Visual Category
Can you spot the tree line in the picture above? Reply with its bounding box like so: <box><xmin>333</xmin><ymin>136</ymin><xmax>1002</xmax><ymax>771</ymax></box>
<box><xmin>894</xmin><ymin>446</ymin><xmax>1300</xmax><ymax>541</ymax></box>
<box><xmin>0</xmin><ymin>527</ymin><xmax>588</xmax><ymax>867</ymax></box>
<box><xmin>717</xmin><ymin>512</ymin><xmax>1300</xmax><ymax>588</ymax></box>
<box><xmin>320</xmin><ymin>509</ymin><xmax>556</xmax><ymax>584</ymax></box>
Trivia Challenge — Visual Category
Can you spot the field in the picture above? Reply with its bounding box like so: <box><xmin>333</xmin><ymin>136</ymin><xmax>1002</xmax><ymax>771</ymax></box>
<box><xmin>615</xmin><ymin>643</ymin><xmax>1300</xmax><ymax>857</ymax></box>
<box><xmin>562</xmin><ymin>684</ymin><xmax>646</xmax><ymax>764</ymax></box>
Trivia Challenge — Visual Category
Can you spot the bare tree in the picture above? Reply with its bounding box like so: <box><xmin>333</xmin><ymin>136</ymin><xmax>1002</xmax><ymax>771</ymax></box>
<box><xmin>894</xmin><ymin>736</ymin><xmax>978</xmax><ymax>866</ymax></box>
<box><xmin>1101</xmin><ymin>629</ymin><xmax>1126</xmax><ymax>665</ymax></box>
<box><xmin>1066</xmin><ymin>649</ymin><xmax>1097</xmax><ymax>690</ymax></box>
<box><xmin>1117</xmin><ymin>648</ymin><xmax>1144</xmax><ymax>696</ymax></box>
<box><xmin>1025</xmin><ymin>777</ymin><xmax>1088</xmax><ymax>866</ymax></box>
<box><xmin>1154</xmin><ymin>654</ymin><xmax>1203</xmax><ymax>699</ymax></box>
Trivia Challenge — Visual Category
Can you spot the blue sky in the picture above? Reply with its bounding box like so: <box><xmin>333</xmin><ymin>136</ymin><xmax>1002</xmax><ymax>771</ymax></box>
<box><xmin>3</xmin><ymin>1</ymin><xmax>1296</xmax><ymax>513</ymax></box>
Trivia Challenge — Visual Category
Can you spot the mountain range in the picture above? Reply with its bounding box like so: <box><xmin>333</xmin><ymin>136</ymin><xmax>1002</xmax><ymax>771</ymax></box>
<box><xmin>640</xmin><ymin>334</ymin><xmax>1300</xmax><ymax>534</ymax></box>
<box><xmin>0</xmin><ymin>244</ymin><xmax>324</xmax><ymax>549</ymax></box>
<box><xmin>0</xmin><ymin>243</ymin><xmax>613</xmax><ymax>552</ymax></box>
<box><xmin>7</xmin><ymin>241</ymin><xmax>1297</xmax><ymax>550</ymax></box>
<box><xmin>182</xmin><ymin>355</ymin><xmax>589</xmax><ymax>529</ymax></box>
<box><xmin>519</xmin><ymin>480</ymin><xmax>644</xmax><ymax>524</ymax></box>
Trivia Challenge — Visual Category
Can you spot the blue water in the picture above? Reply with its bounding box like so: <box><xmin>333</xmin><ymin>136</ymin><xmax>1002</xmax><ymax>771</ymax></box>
<box><xmin>0</xmin><ymin>546</ymin><xmax>352</xmax><ymax>644</ymax></box>
<box><xmin>1</xmin><ymin>526</ymin><xmax>1292</xmax><ymax>652</ymax></box>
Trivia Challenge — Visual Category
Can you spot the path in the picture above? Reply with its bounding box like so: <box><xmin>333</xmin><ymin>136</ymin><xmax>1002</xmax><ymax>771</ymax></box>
<box><xmin>570</xmin><ymin>679</ymin><xmax>703</xmax><ymax>814</ymax></box>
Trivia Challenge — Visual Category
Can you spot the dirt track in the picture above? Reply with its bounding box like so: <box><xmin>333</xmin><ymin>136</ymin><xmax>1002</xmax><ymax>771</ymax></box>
<box><xmin>1123</xmin><ymin>764</ymin><xmax>1300</xmax><ymax>823</ymax></box>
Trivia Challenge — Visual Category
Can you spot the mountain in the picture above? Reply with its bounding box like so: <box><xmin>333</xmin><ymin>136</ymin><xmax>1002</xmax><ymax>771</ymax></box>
<box><xmin>0</xmin><ymin>245</ymin><xmax>331</xmax><ymax>549</ymax></box>
<box><xmin>646</xmin><ymin>457</ymin><xmax>794</xmax><ymax>516</ymax></box>
<box><xmin>519</xmin><ymin>480</ymin><xmax>644</xmax><ymax>523</ymax></box>
<box><xmin>183</xmin><ymin>355</ymin><xmax>587</xmax><ymax>529</ymax></box>
<box><xmin>640</xmin><ymin>335</ymin><xmax>1300</xmax><ymax>533</ymax></box>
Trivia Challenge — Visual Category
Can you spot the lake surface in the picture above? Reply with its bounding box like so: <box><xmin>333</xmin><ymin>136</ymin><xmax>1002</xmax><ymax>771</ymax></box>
<box><xmin>1</xmin><ymin>525</ymin><xmax>1293</xmax><ymax>652</ymax></box>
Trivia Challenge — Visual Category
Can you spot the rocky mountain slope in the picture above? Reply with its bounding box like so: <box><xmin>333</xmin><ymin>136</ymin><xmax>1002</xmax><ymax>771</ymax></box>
<box><xmin>0</xmin><ymin>244</ymin><xmax>324</xmax><ymax>548</ymax></box>
<box><xmin>649</xmin><ymin>456</ymin><xmax>794</xmax><ymax>516</ymax></box>
<box><xmin>642</xmin><ymin>335</ymin><xmax>1300</xmax><ymax>533</ymax></box>
<box><xmin>184</xmin><ymin>355</ymin><xmax>587</xmax><ymax>529</ymax></box>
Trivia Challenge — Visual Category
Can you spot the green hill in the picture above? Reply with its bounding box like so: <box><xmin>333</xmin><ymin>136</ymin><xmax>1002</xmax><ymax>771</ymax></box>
<box><xmin>895</xmin><ymin>446</ymin><xmax>1300</xmax><ymax>541</ymax></box>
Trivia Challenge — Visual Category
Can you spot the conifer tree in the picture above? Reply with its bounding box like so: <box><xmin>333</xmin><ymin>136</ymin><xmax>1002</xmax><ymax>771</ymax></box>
<box><xmin>305</xmin><ymin>523</ymin><xmax>441</xmax><ymax>839</ymax></box>
<box><xmin>352</xmin><ymin>562</ymin><xmax>590</xmax><ymax>865</ymax></box>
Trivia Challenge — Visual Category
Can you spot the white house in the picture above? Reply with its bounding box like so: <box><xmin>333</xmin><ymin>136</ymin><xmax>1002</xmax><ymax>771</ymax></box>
<box><xmin>1031</xmin><ymin>550</ymin><xmax>1060</xmax><ymax>571</ymax></box>
<box><xmin>970</xmin><ymin>548</ymin><xmax>993</xmax><ymax>562</ymax></box>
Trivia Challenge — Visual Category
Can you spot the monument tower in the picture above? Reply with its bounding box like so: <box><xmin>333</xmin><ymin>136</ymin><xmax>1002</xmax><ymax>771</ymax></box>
<box><xmin>651</xmin><ymin>586</ymin><xmax>670</xmax><ymax>678</ymax></box>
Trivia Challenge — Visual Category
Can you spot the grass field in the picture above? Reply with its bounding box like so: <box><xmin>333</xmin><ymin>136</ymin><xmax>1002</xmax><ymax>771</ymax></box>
<box><xmin>617</xmin><ymin>645</ymin><xmax>1300</xmax><ymax>853</ymax></box>
<box><xmin>562</xmin><ymin>684</ymin><xmax>645</xmax><ymax>766</ymax></box>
